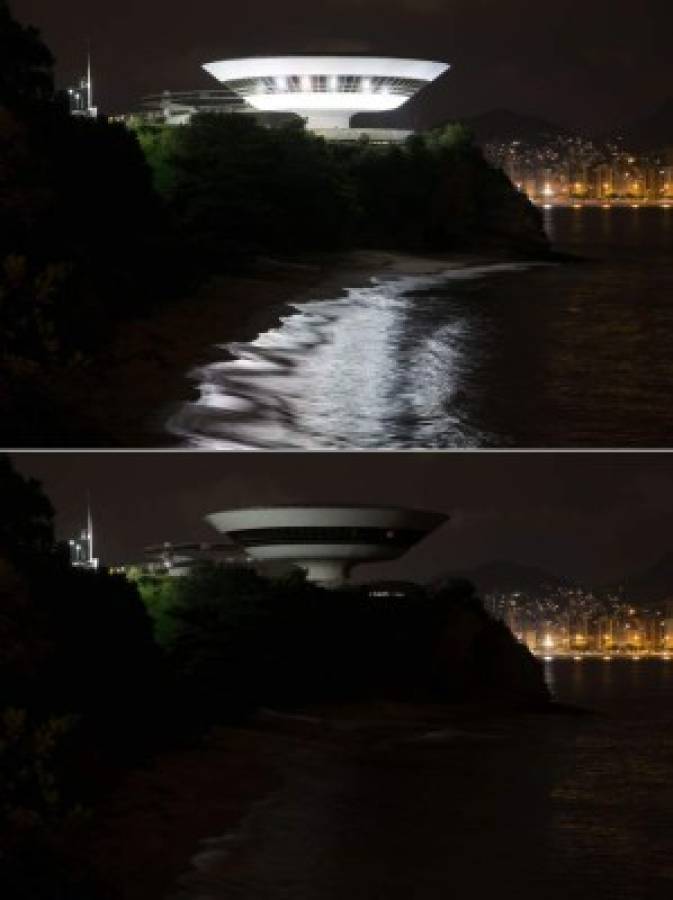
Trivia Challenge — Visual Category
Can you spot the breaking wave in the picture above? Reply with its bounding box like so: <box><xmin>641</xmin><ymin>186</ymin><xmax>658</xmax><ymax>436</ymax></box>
<box><xmin>166</xmin><ymin>263</ymin><xmax>534</xmax><ymax>449</ymax></box>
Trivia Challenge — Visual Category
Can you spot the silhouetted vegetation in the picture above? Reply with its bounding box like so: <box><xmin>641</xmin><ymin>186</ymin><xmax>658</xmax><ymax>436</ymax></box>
<box><xmin>0</xmin><ymin>0</ymin><xmax>53</xmax><ymax>112</ymax></box>
<box><xmin>335</xmin><ymin>126</ymin><xmax>547</xmax><ymax>253</ymax></box>
<box><xmin>0</xmin><ymin>456</ymin><xmax>167</xmax><ymax>898</ymax></box>
<box><xmin>137</xmin><ymin>562</ymin><xmax>549</xmax><ymax>723</ymax></box>
<box><xmin>138</xmin><ymin>114</ymin><xmax>548</xmax><ymax>266</ymax></box>
<box><xmin>136</xmin><ymin>115</ymin><xmax>356</xmax><ymax>268</ymax></box>
<box><xmin>0</xmin><ymin>84</ymin><xmax>174</xmax><ymax>370</ymax></box>
<box><xmin>0</xmin><ymin>3</ymin><xmax>193</xmax><ymax>444</ymax></box>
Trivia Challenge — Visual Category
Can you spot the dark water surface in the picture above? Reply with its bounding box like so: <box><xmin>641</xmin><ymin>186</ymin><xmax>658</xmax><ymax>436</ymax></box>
<box><xmin>174</xmin><ymin>661</ymin><xmax>673</xmax><ymax>899</ymax></box>
<box><xmin>168</xmin><ymin>209</ymin><xmax>673</xmax><ymax>448</ymax></box>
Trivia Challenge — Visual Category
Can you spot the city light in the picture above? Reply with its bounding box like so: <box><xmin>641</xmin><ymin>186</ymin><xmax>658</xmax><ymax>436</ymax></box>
<box><xmin>484</xmin><ymin>133</ymin><xmax>673</xmax><ymax>207</ymax></box>
<box><xmin>486</xmin><ymin>586</ymin><xmax>673</xmax><ymax>658</ymax></box>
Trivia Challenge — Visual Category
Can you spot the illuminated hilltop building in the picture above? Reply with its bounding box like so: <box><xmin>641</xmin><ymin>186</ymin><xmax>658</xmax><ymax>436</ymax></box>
<box><xmin>207</xmin><ymin>505</ymin><xmax>448</xmax><ymax>586</ymax></box>
<box><xmin>203</xmin><ymin>56</ymin><xmax>450</xmax><ymax>140</ymax></box>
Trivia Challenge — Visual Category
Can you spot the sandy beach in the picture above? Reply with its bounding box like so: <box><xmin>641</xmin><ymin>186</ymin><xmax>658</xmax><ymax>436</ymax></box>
<box><xmin>84</xmin><ymin>725</ymin><xmax>284</xmax><ymax>900</ymax></box>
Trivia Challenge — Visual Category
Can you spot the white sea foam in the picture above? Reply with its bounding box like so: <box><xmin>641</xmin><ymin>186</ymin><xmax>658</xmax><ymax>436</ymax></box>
<box><xmin>166</xmin><ymin>262</ymin><xmax>536</xmax><ymax>449</ymax></box>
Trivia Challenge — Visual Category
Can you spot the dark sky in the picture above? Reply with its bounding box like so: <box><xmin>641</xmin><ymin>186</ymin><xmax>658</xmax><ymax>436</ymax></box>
<box><xmin>11</xmin><ymin>0</ymin><xmax>673</xmax><ymax>133</ymax></box>
<box><xmin>10</xmin><ymin>452</ymin><xmax>673</xmax><ymax>585</ymax></box>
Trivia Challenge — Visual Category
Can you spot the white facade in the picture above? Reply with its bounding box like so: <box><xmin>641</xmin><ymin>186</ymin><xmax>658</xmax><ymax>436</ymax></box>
<box><xmin>134</xmin><ymin>90</ymin><xmax>249</xmax><ymax>127</ymax></box>
<box><xmin>206</xmin><ymin>505</ymin><xmax>448</xmax><ymax>585</ymax></box>
<box><xmin>203</xmin><ymin>56</ymin><xmax>449</xmax><ymax>133</ymax></box>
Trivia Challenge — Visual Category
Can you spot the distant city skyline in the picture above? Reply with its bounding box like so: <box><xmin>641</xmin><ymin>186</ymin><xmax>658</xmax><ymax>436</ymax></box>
<box><xmin>11</xmin><ymin>0</ymin><xmax>673</xmax><ymax>133</ymax></box>
<box><xmin>482</xmin><ymin>133</ymin><xmax>673</xmax><ymax>206</ymax></box>
<box><xmin>11</xmin><ymin>453</ymin><xmax>673</xmax><ymax>586</ymax></box>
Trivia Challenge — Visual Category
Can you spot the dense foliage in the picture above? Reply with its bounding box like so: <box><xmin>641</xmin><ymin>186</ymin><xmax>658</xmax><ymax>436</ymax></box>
<box><xmin>137</xmin><ymin>562</ymin><xmax>549</xmax><ymax>721</ymax></box>
<box><xmin>0</xmin><ymin>100</ymin><xmax>173</xmax><ymax>370</ymax></box>
<box><xmin>137</xmin><ymin>114</ymin><xmax>548</xmax><ymax>264</ymax></box>
<box><xmin>0</xmin><ymin>0</ymin><xmax>53</xmax><ymax>111</ymax></box>
<box><xmin>0</xmin><ymin>4</ymin><xmax>180</xmax><ymax>430</ymax></box>
<box><xmin>0</xmin><ymin>456</ymin><xmax>166</xmax><ymax>898</ymax></box>
<box><xmin>0</xmin><ymin>2</ymin><xmax>185</xmax><ymax>442</ymax></box>
<box><xmin>0</xmin><ymin>454</ymin><xmax>54</xmax><ymax>564</ymax></box>
<box><xmin>340</xmin><ymin>127</ymin><xmax>547</xmax><ymax>252</ymax></box>
<box><xmin>136</xmin><ymin>116</ymin><xmax>356</xmax><ymax>265</ymax></box>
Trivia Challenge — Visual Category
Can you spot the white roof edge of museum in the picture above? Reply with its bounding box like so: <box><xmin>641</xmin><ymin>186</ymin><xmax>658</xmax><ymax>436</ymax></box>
<box><xmin>203</xmin><ymin>56</ymin><xmax>450</xmax><ymax>82</ymax></box>
<box><xmin>206</xmin><ymin>505</ymin><xmax>449</xmax><ymax>532</ymax></box>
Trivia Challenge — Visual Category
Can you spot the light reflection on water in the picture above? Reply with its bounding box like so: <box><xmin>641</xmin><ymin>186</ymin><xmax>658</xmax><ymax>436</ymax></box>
<box><xmin>167</xmin><ymin>209</ymin><xmax>673</xmax><ymax>448</ymax></box>
<box><xmin>174</xmin><ymin>660</ymin><xmax>673</xmax><ymax>900</ymax></box>
<box><xmin>166</xmin><ymin>264</ymin><xmax>533</xmax><ymax>449</ymax></box>
<box><xmin>543</xmin><ymin>659</ymin><xmax>673</xmax><ymax>897</ymax></box>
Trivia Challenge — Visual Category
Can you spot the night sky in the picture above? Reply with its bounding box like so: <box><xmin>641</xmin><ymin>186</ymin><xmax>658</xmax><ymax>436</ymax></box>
<box><xmin>10</xmin><ymin>452</ymin><xmax>673</xmax><ymax>585</ymax></box>
<box><xmin>11</xmin><ymin>0</ymin><xmax>673</xmax><ymax>133</ymax></box>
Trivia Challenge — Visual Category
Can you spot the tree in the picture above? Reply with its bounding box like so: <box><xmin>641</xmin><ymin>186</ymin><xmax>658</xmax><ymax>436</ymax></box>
<box><xmin>0</xmin><ymin>454</ymin><xmax>54</xmax><ymax>566</ymax></box>
<box><xmin>153</xmin><ymin>563</ymin><xmax>550</xmax><ymax>715</ymax></box>
<box><xmin>141</xmin><ymin>114</ymin><xmax>356</xmax><ymax>262</ymax></box>
<box><xmin>0</xmin><ymin>455</ymin><xmax>165</xmax><ymax>743</ymax></box>
<box><xmin>0</xmin><ymin>458</ymin><xmax>165</xmax><ymax>898</ymax></box>
<box><xmin>0</xmin><ymin>108</ymin><xmax>175</xmax><ymax>373</ymax></box>
<box><xmin>0</xmin><ymin>1</ymin><xmax>54</xmax><ymax>111</ymax></box>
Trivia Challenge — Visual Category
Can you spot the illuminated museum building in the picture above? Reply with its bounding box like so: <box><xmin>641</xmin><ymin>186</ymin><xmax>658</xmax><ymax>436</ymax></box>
<box><xmin>131</xmin><ymin>56</ymin><xmax>449</xmax><ymax>141</ymax></box>
<box><xmin>203</xmin><ymin>56</ymin><xmax>449</xmax><ymax>140</ymax></box>
<box><xmin>207</xmin><ymin>505</ymin><xmax>448</xmax><ymax>586</ymax></box>
<box><xmin>133</xmin><ymin>89</ymin><xmax>298</xmax><ymax>129</ymax></box>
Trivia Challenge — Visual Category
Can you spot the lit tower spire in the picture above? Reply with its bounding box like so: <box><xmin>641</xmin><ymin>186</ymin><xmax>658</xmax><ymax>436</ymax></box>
<box><xmin>68</xmin><ymin>495</ymin><xmax>99</xmax><ymax>569</ymax></box>
<box><xmin>87</xmin><ymin>42</ymin><xmax>93</xmax><ymax>112</ymax></box>
<box><xmin>87</xmin><ymin>492</ymin><xmax>94</xmax><ymax>564</ymax></box>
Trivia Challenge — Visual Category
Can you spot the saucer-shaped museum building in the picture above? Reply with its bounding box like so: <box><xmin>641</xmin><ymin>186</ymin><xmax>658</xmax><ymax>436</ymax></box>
<box><xmin>206</xmin><ymin>505</ymin><xmax>448</xmax><ymax>585</ymax></box>
<box><xmin>203</xmin><ymin>56</ymin><xmax>449</xmax><ymax>139</ymax></box>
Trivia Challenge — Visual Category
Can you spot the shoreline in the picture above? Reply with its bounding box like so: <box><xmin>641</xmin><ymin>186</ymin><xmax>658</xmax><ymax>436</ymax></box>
<box><xmin>85</xmin><ymin>726</ymin><xmax>284</xmax><ymax>900</ymax></box>
<box><xmin>23</xmin><ymin>249</ymin><xmax>540</xmax><ymax>449</ymax></box>
<box><xmin>156</xmin><ymin>250</ymin><xmax>488</xmax><ymax>447</ymax></box>
<box><xmin>86</xmin><ymin>699</ymin><xmax>569</xmax><ymax>899</ymax></box>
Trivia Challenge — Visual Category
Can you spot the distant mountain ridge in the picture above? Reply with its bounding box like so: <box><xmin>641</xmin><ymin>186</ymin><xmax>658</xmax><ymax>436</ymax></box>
<box><xmin>435</xmin><ymin>560</ymin><xmax>570</xmax><ymax>595</ymax></box>
<box><xmin>437</xmin><ymin>553</ymin><xmax>673</xmax><ymax>605</ymax></box>
<box><xmin>449</xmin><ymin>103</ymin><xmax>673</xmax><ymax>153</ymax></box>
<box><xmin>609</xmin><ymin>98</ymin><xmax>673</xmax><ymax>151</ymax></box>
<box><xmin>454</xmin><ymin>108</ymin><xmax>572</xmax><ymax>145</ymax></box>
<box><xmin>611</xmin><ymin>550</ymin><xmax>673</xmax><ymax>604</ymax></box>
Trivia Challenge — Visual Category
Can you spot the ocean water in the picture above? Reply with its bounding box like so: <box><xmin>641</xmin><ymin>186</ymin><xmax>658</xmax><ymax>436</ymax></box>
<box><xmin>174</xmin><ymin>660</ymin><xmax>673</xmax><ymax>899</ymax></box>
<box><xmin>167</xmin><ymin>208</ymin><xmax>673</xmax><ymax>449</ymax></box>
